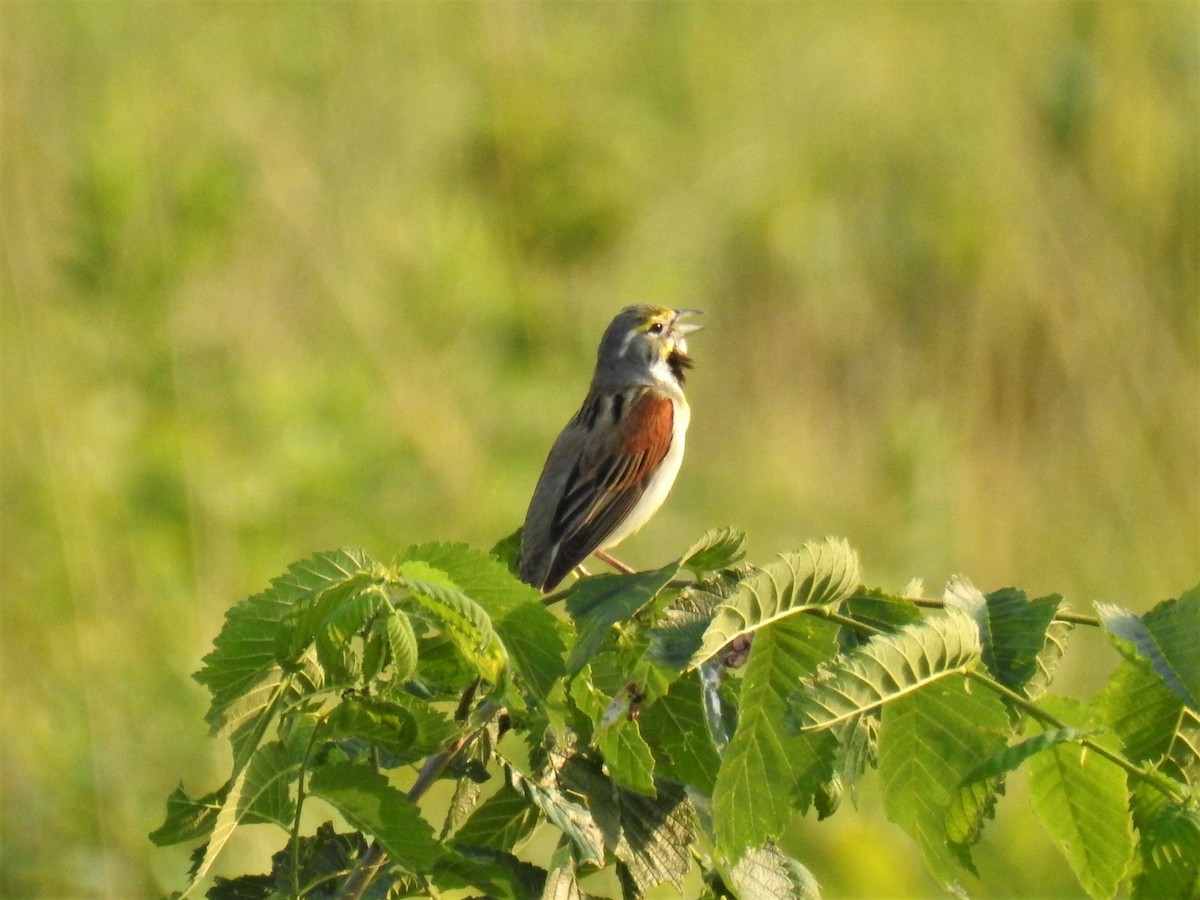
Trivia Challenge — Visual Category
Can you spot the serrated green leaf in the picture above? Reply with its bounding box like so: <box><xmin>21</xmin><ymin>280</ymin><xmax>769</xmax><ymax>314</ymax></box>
<box><xmin>681</xmin><ymin>527</ymin><xmax>747</xmax><ymax>574</ymax></box>
<box><xmin>441</xmin><ymin>776</ymin><xmax>484</xmax><ymax>842</ymax></box>
<box><xmin>714</xmin><ymin>614</ymin><xmax>841</xmax><ymax>863</ymax></box>
<box><xmin>541</xmin><ymin>841</ymin><xmax>584</xmax><ymax>900</ymax></box>
<box><xmin>398</xmin><ymin>541</ymin><xmax>541</xmax><ymax>618</ymax></box>
<box><xmin>958</xmin><ymin>727</ymin><xmax>1091</xmax><ymax>788</ymax></box>
<box><xmin>490</xmin><ymin>528</ymin><xmax>524</xmax><ymax>578</ymax></box>
<box><xmin>612</xmin><ymin>778</ymin><xmax>695</xmax><ymax>894</ymax></box>
<box><xmin>1096</xmin><ymin>655</ymin><xmax>1185</xmax><ymax>764</ymax></box>
<box><xmin>379</xmin><ymin>603</ymin><xmax>419</xmax><ymax>683</ymax></box>
<box><xmin>842</xmin><ymin>588</ymin><xmax>923</xmax><ymax>633</ymax></box>
<box><xmin>510</xmin><ymin>766</ymin><xmax>606</xmax><ymax>866</ymax></box>
<box><xmin>944</xmin><ymin>578</ymin><xmax>1063</xmax><ymax>694</ymax></box>
<box><xmin>565</xmin><ymin>563</ymin><xmax>680</xmax><ymax>675</ymax></box>
<box><xmin>693</xmin><ymin>538</ymin><xmax>860</xmax><ymax>668</ymax></box>
<box><xmin>724</xmin><ymin>842</ymin><xmax>821</xmax><ymax>900</ymax></box>
<box><xmin>555</xmin><ymin>752</ymin><xmax>695</xmax><ymax>894</ymax></box>
<box><xmin>452</xmin><ymin>782</ymin><xmax>540</xmax><ymax>852</ymax></box>
<box><xmin>646</xmin><ymin>571</ymin><xmax>742</xmax><ymax>672</ymax></box>
<box><xmin>1131</xmin><ymin>783</ymin><xmax>1200</xmax><ymax>899</ymax></box>
<box><xmin>326</xmin><ymin>694</ymin><xmax>456</xmax><ymax>767</ymax></box>
<box><xmin>792</xmin><ymin>610</ymin><xmax>982</xmax><ymax>732</ymax></box>
<box><xmin>879</xmin><ymin>675</ymin><xmax>1011</xmax><ymax>884</ymax></box>
<box><xmin>433</xmin><ymin>846</ymin><xmax>548</xmax><ymax>900</ymax></box>
<box><xmin>193</xmin><ymin>590</ymin><xmax>291</xmax><ymax>734</ymax></box>
<box><xmin>1026</xmin><ymin>696</ymin><xmax>1134</xmax><ymax>899</ymax></box>
<box><xmin>397</xmin><ymin>559</ymin><xmax>507</xmax><ymax>684</ymax></box>
<box><xmin>1026</xmin><ymin>617</ymin><xmax>1072</xmax><ymax>701</ymax></box>
<box><xmin>495</xmin><ymin>600</ymin><xmax>568</xmax><ymax>708</ymax></box>
<box><xmin>835</xmin><ymin>713</ymin><xmax>880</xmax><ymax>805</ymax></box>
<box><xmin>308</xmin><ymin>761</ymin><xmax>441</xmax><ymax>872</ymax></box>
<box><xmin>313</xmin><ymin>588</ymin><xmax>382</xmax><ymax>684</ymax></box>
<box><xmin>571</xmin><ymin>667</ymin><xmax>657</xmax><ymax>796</ymax></box>
<box><xmin>180</xmin><ymin>757</ymin><xmax>251</xmax><ymax>894</ymax></box>
<box><xmin>240</xmin><ymin>741</ymin><xmax>299</xmax><ymax>828</ymax></box>
<box><xmin>195</xmin><ymin>549</ymin><xmax>374</xmax><ymax>736</ymax></box>
<box><xmin>1097</xmin><ymin>587</ymin><xmax>1200</xmax><ymax>709</ymax></box>
<box><xmin>1164</xmin><ymin>707</ymin><xmax>1200</xmax><ymax>785</ymax></box>
<box><xmin>639</xmin><ymin>673</ymin><xmax>722</xmax><ymax>793</ymax></box>
<box><xmin>277</xmin><ymin>550</ymin><xmax>382</xmax><ymax>665</ymax></box>
<box><xmin>149</xmin><ymin>781</ymin><xmax>228</xmax><ymax>846</ymax></box>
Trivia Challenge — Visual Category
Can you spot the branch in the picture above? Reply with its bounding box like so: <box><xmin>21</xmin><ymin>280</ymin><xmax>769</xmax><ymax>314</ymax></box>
<box><xmin>964</xmin><ymin>669</ymin><xmax>1188</xmax><ymax>803</ymax></box>
<box><xmin>336</xmin><ymin>707</ymin><xmax>498</xmax><ymax>899</ymax></box>
<box><xmin>910</xmin><ymin>596</ymin><xmax>1101</xmax><ymax>628</ymax></box>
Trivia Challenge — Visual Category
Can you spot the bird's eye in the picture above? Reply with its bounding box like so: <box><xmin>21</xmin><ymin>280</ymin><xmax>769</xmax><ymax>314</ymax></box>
<box><xmin>648</xmin><ymin>322</ymin><xmax>665</xmax><ymax>335</ymax></box>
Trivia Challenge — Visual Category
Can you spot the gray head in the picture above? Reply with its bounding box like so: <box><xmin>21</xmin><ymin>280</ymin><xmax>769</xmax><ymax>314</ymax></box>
<box><xmin>592</xmin><ymin>305</ymin><xmax>703</xmax><ymax>389</ymax></box>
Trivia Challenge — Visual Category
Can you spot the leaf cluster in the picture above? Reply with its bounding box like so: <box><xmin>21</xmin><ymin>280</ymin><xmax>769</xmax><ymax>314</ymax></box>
<box><xmin>153</xmin><ymin>534</ymin><xmax>1200</xmax><ymax>899</ymax></box>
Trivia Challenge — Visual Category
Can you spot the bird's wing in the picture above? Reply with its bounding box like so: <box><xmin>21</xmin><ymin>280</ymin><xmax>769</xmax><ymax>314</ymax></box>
<box><xmin>541</xmin><ymin>387</ymin><xmax>675</xmax><ymax>589</ymax></box>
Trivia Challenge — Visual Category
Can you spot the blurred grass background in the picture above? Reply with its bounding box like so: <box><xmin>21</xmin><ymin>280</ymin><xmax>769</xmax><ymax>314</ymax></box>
<box><xmin>2</xmin><ymin>2</ymin><xmax>1197</xmax><ymax>896</ymax></box>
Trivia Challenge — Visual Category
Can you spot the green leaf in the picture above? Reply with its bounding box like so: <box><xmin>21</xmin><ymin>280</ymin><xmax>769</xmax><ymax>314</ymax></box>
<box><xmin>556</xmin><ymin>753</ymin><xmax>696</xmax><ymax>894</ymax></box>
<box><xmin>714</xmin><ymin>614</ymin><xmax>841</xmax><ymax>863</ymax></box>
<box><xmin>195</xmin><ymin>549</ymin><xmax>375</xmax><ymax>735</ymax></box>
<box><xmin>398</xmin><ymin>541</ymin><xmax>541</xmax><ymax>619</ymax></box>
<box><xmin>841</xmin><ymin>588</ymin><xmax>923</xmax><ymax>633</ymax></box>
<box><xmin>1131</xmin><ymin>784</ymin><xmax>1200</xmax><ymax>899</ymax></box>
<box><xmin>1026</xmin><ymin>617</ymin><xmax>1072</xmax><ymax>702</ymax></box>
<box><xmin>879</xmin><ymin>675</ymin><xmax>1011</xmax><ymax>884</ymax></box>
<box><xmin>313</xmin><ymin>587</ymin><xmax>381</xmax><ymax>684</ymax></box>
<box><xmin>326</xmin><ymin>694</ymin><xmax>456</xmax><ymax>766</ymax></box>
<box><xmin>432</xmin><ymin>846</ymin><xmax>547</xmax><ymax>900</ymax></box>
<box><xmin>1164</xmin><ymin>706</ymin><xmax>1200</xmax><ymax>785</ymax></box>
<box><xmin>571</xmin><ymin>667</ymin><xmax>657</xmax><ymax>796</ymax></box>
<box><xmin>149</xmin><ymin>782</ymin><xmax>228</xmax><ymax>846</ymax></box>
<box><xmin>451</xmin><ymin>782</ymin><xmax>540</xmax><ymax>852</ymax></box>
<box><xmin>723</xmin><ymin>842</ymin><xmax>821</xmax><ymax>900</ymax></box>
<box><xmin>943</xmin><ymin>577</ymin><xmax>1063</xmax><ymax>694</ymax></box>
<box><xmin>646</xmin><ymin>570</ymin><xmax>741</xmax><ymax>672</ymax></box>
<box><xmin>692</xmin><ymin>538</ymin><xmax>860</xmax><ymax>668</ymax></box>
<box><xmin>239</xmin><ymin>741</ymin><xmax>298</xmax><ymax>829</ymax></box>
<box><xmin>612</xmin><ymin>778</ymin><xmax>696</xmax><ymax>894</ymax></box>
<box><xmin>957</xmin><ymin>727</ymin><xmax>1091</xmax><ymax>787</ymax></box>
<box><xmin>1096</xmin><ymin>654</ymin><xmax>1185</xmax><ymax>764</ymax></box>
<box><xmin>1026</xmin><ymin>696</ymin><xmax>1135</xmax><ymax>899</ymax></box>
<box><xmin>792</xmin><ymin>610</ymin><xmax>982</xmax><ymax>732</ymax></box>
<box><xmin>495</xmin><ymin>599</ymin><xmax>569</xmax><ymax>707</ymax></box>
<box><xmin>489</xmin><ymin>528</ymin><xmax>524</xmax><ymax>578</ymax></box>
<box><xmin>638</xmin><ymin>673</ymin><xmax>722</xmax><ymax>793</ymax></box>
<box><xmin>396</xmin><ymin>559</ymin><xmax>507</xmax><ymax>684</ymax></box>
<box><xmin>1097</xmin><ymin>587</ymin><xmax>1200</xmax><ymax>709</ymax></box>
<box><xmin>681</xmin><ymin>527</ymin><xmax>747</xmax><ymax>574</ymax></box>
<box><xmin>510</xmin><ymin>766</ymin><xmax>606</xmax><ymax>866</ymax></box>
<box><xmin>565</xmin><ymin>562</ymin><xmax>680</xmax><ymax>675</ymax></box>
<box><xmin>308</xmin><ymin>761</ymin><xmax>442</xmax><ymax>873</ymax></box>
<box><xmin>541</xmin><ymin>841</ymin><xmax>584</xmax><ymax>900</ymax></box>
<box><xmin>378</xmin><ymin>603</ymin><xmax>419</xmax><ymax>683</ymax></box>
<box><xmin>441</xmin><ymin>776</ymin><xmax>484</xmax><ymax>842</ymax></box>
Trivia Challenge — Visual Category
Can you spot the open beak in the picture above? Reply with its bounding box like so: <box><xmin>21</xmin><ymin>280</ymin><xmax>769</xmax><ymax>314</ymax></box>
<box><xmin>671</xmin><ymin>308</ymin><xmax>704</xmax><ymax>339</ymax></box>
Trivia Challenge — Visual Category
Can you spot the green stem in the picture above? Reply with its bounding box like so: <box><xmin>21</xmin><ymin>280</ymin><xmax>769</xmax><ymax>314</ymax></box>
<box><xmin>910</xmin><ymin>596</ymin><xmax>1101</xmax><ymax>628</ymax></box>
<box><xmin>291</xmin><ymin>721</ymin><xmax>326</xmax><ymax>897</ymax></box>
<box><xmin>964</xmin><ymin>669</ymin><xmax>1187</xmax><ymax>803</ymax></box>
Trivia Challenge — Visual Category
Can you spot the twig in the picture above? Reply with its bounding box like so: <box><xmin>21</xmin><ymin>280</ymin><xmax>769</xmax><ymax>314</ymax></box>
<box><xmin>336</xmin><ymin>710</ymin><xmax>496</xmax><ymax>899</ymax></box>
<box><xmin>909</xmin><ymin>596</ymin><xmax>1102</xmax><ymax>628</ymax></box>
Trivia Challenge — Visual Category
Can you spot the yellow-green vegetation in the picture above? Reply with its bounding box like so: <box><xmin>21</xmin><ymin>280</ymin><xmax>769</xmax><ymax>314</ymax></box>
<box><xmin>2</xmin><ymin>2</ymin><xmax>1196</xmax><ymax>897</ymax></box>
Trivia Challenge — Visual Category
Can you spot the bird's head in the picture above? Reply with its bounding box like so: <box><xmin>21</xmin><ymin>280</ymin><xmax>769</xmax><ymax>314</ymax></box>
<box><xmin>595</xmin><ymin>305</ymin><xmax>703</xmax><ymax>388</ymax></box>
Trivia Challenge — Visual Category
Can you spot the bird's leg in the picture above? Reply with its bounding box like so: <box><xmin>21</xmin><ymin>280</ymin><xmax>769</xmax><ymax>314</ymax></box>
<box><xmin>572</xmin><ymin>563</ymin><xmax>592</xmax><ymax>580</ymax></box>
<box><xmin>594</xmin><ymin>550</ymin><xmax>636</xmax><ymax>575</ymax></box>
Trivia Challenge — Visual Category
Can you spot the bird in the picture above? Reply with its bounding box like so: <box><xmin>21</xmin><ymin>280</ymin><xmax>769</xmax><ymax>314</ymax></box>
<box><xmin>519</xmin><ymin>305</ymin><xmax>702</xmax><ymax>592</ymax></box>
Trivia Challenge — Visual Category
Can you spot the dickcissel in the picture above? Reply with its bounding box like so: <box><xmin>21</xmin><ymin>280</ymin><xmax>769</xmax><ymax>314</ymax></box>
<box><xmin>519</xmin><ymin>306</ymin><xmax>702</xmax><ymax>591</ymax></box>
